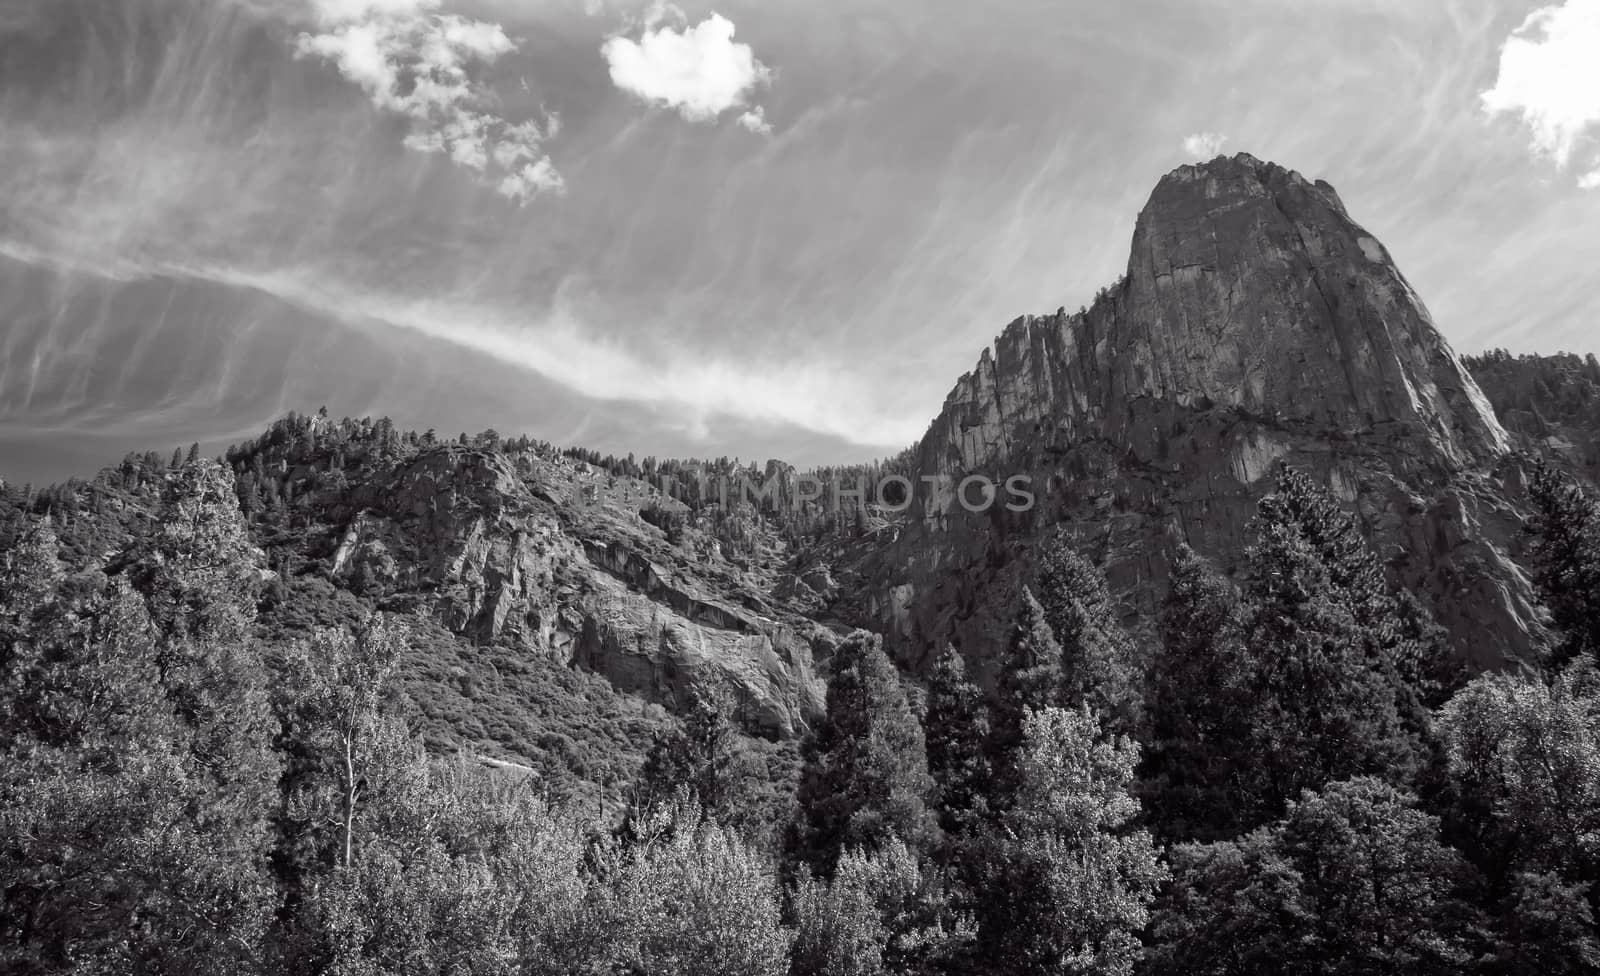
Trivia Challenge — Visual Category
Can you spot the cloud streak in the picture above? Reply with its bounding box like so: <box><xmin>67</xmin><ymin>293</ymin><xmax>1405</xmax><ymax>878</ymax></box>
<box><xmin>186</xmin><ymin>261</ymin><xmax>923</xmax><ymax>450</ymax></box>
<box><xmin>1481</xmin><ymin>0</ymin><xmax>1600</xmax><ymax>188</ymax></box>
<box><xmin>602</xmin><ymin>3</ymin><xmax>771</xmax><ymax>129</ymax></box>
<box><xmin>296</xmin><ymin>0</ymin><xmax>563</xmax><ymax>201</ymax></box>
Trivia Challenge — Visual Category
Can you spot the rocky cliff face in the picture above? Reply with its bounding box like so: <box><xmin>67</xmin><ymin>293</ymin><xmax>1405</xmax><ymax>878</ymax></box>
<box><xmin>312</xmin><ymin>446</ymin><xmax>830</xmax><ymax>739</ymax></box>
<box><xmin>346</xmin><ymin>156</ymin><xmax>1553</xmax><ymax>701</ymax></box>
<box><xmin>833</xmin><ymin>154</ymin><xmax>1545</xmax><ymax>673</ymax></box>
<box><xmin>918</xmin><ymin>154</ymin><xmax>1507</xmax><ymax>480</ymax></box>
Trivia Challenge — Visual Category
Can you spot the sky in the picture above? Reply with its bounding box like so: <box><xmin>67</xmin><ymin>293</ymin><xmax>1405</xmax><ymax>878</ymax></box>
<box><xmin>1</xmin><ymin>0</ymin><xmax>1598</xmax><ymax>485</ymax></box>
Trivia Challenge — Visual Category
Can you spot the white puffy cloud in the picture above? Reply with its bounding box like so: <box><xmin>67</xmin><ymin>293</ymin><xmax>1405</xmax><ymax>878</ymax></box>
<box><xmin>297</xmin><ymin>0</ymin><xmax>563</xmax><ymax>201</ymax></box>
<box><xmin>1481</xmin><ymin>0</ymin><xmax>1600</xmax><ymax>188</ymax></box>
<box><xmin>737</xmin><ymin>105</ymin><xmax>772</xmax><ymax>135</ymax></box>
<box><xmin>1181</xmin><ymin>132</ymin><xmax>1227</xmax><ymax>159</ymax></box>
<box><xmin>601</xmin><ymin>4</ymin><xmax>771</xmax><ymax>128</ymax></box>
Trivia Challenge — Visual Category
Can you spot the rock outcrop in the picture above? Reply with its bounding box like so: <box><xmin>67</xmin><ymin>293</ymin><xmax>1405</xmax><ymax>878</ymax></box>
<box><xmin>832</xmin><ymin>154</ymin><xmax>1545</xmax><ymax>674</ymax></box>
<box><xmin>319</xmin><ymin>447</ymin><xmax>829</xmax><ymax>738</ymax></box>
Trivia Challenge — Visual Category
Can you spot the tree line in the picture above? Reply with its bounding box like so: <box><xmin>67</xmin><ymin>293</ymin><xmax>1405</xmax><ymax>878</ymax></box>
<box><xmin>3</xmin><ymin>454</ymin><xmax>1600</xmax><ymax>974</ymax></box>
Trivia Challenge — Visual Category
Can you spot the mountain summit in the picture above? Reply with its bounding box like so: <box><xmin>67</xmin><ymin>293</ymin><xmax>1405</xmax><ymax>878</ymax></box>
<box><xmin>917</xmin><ymin>154</ymin><xmax>1506</xmax><ymax>481</ymax></box>
<box><xmin>1124</xmin><ymin>154</ymin><xmax>1507</xmax><ymax>463</ymax></box>
<box><xmin>841</xmin><ymin>155</ymin><xmax>1538</xmax><ymax>673</ymax></box>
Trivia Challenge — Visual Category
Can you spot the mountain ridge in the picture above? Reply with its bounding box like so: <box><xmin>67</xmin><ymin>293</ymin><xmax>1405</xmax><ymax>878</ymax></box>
<box><xmin>3</xmin><ymin>154</ymin><xmax>1592</xmax><ymax>769</ymax></box>
<box><xmin>826</xmin><ymin>152</ymin><xmax>1543</xmax><ymax>675</ymax></box>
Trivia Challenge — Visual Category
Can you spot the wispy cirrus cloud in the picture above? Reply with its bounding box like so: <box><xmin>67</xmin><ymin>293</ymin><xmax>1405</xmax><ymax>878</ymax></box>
<box><xmin>296</xmin><ymin>0</ymin><xmax>563</xmax><ymax>201</ymax></box>
<box><xmin>1481</xmin><ymin>0</ymin><xmax>1600</xmax><ymax>188</ymax></box>
<box><xmin>601</xmin><ymin>3</ymin><xmax>772</xmax><ymax>130</ymax></box>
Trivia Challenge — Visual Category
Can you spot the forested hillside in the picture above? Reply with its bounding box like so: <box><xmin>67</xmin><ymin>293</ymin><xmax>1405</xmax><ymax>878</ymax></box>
<box><xmin>7</xmin><ymin>155</ymin><xmax>1600</xmax><ymax>975</ymax></box>
<box><xmin>1467</xmin><ymin>350</ymin><xmax>1600</xmax><ymax>483</ymax></box>
<box><xmin>4</xmin><ymin>442</ymin><xmax>1600</xmax><ymax>973</ymax></box>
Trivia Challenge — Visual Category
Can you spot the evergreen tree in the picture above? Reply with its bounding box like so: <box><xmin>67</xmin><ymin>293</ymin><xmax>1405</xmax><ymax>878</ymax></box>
<box><xmin>988</xmin><ymin>588</ymin><xmax>1064</xmax><ymax>809</ymax></box>
<box><xmin>1229</xmin><ymin>467</ymin><xmax>1424</xmax><ymax>827</ymax></box>
<box><xmin>1235</xmin><ymin>527</ymin><xmax>1416</xmax><ymax>824</ymax></box>
<box><xmin>0</xmin><ymin>515</ymin><xmax>64</xmax><ymax>634</ymax></box>
<box><xmin>1</xmin><ymin>580</ymin><xmax>167</xmax><ymax>753</ymax></box>
<box><xmin>1258</xmin><ymin>464</ymin><xmax>1451</xmax><ymax>712</ymax></box>
<box><xmin>923</xmin><ymin>645</ymin><xmax>991</xmax><ymax>837</ymax></box>
<box><xmin>1139</xmin><ymin>545</ymin><xmax>1251</xmax><ymax>842</ymax></box>
<box><xmin>137</xmin><ymin>460</ymin><xmax>280</xmax><ymax>846</ymax></box>
<box><xmin>1527</xmin><ymin>462</ymin><xmax>1600</xmax><ymax>668</ymax></box>
<box><xmin>1035</xmin><ymin>533</ymin><xmax>1142</xmax><ymax>730</ymax></box>
<box><xmin>141</xmin><ymin>459</ymin><xmax>260</xmax><ymax>649</ymax></box>
<box><xmin>1139</xmin><ymin>468</ymin><xmax>1442</xmax><ymax>841</ymax></box>
<box><xmin>789</xmin><ymin>632</ymin><xmax>937</xmax><ymax>878</ymax></box>
<box><xmin>0</xmin><ymin>517</ymin><xmax>66</xmax><ymax>699</ymax></box>
<box><xmin>1</xmin><ymin>494</ymin><xmax>279</xmax><ymax>972</ymax></box>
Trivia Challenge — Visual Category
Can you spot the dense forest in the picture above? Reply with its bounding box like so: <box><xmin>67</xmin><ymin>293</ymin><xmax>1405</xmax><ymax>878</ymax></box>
<box><xmin>3</xmin><ymin>409</ymin><xmax>1600</xmax><ymax>973</ymax></box>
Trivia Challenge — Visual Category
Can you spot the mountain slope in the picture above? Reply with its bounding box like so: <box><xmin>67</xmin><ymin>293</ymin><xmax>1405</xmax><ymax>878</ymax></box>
<box><xmin>3</xmin><ymin>154</ymin><xmax>1587</xmax><ymax>771</ymax></box>
<box><xmin>830</xmin><ymin>154</ymin><xmax>1545</xmax><ymax>673</ymax></box>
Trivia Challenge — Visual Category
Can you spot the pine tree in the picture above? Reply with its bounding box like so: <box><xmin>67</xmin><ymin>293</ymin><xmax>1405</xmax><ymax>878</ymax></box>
<box><xmin>1257</xmin><ymin>464</ymin><xmax>1449</xmax><ymax>703</ymax></box>
<box><xmin>137</xmin><ymin>460</ymin><xmax>278</xmax><ymax>805</ymax></box>
<box><xmin>1</xmin><ymin>580</ymin><xmax>169</xmax><ymax>752</ymax></box>
<box><xmin>1527</xmin><ymin>462</ymin><xmax>1600</xmax><ymax>669</ymax></box>
<box><xmin>0</xmin><ymin>481</ymin><xmax>279</xmax><ymax>972</ymax></box>
<box><xmin>0</xmin><ymin>516</ymin><xmax>65</xmax><ymax>663</ymax></box>
<box><xmin>1235</xmin><ymin>518</ymin><xmax>1418</xmax><ymax>826</ymax></box>
<box><xmin>788</xmin><ymin>632</ymin><xmax>937</xmax><ymax>878</ymax></box>
<box><xmin>924</xmin><ymin>645</ymin><xmax>992</xmax><ymax>837</ymax></box>
<box><xmin>1139</xmin><ymin>545</ymin><xmax>1251</xmax><ymax>842</ymax></box>
<box><xmin>1229</xmin><ymin>467</ymin><xmax>1425</xmax><ymax>827</ymax></box>
<box><xmin>142</xmin><ymin>459</ymin><xmax>259</xmax><ymax>650</ymax></box>
<box><xmin>988</xmin><ymin>588</ymin><xmax>1063</xmax><ymax>811</ymax></box>
<box><xmin>1035</xmin><ymin>533</ymin><xmax>1142</xmax><ymax>730</ymax></box>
